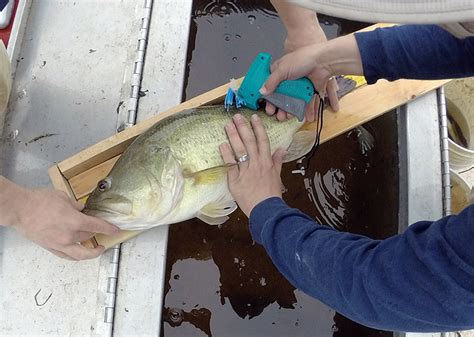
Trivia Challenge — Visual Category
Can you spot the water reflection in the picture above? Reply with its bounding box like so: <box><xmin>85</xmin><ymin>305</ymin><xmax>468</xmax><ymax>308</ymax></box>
<box><xmin>309</xmin><ymin>168</ymin><xmax>349</xmax><ymax>229</ymax></box>
<box><xmin>162</xmin><ymin>1</ymin><xmax>395</xmax><ymax>336</ymax></box>
<box><xmin>162</xmin><ymin>113</ymin><xmax>398</xmax><ymax>337</ymax></box>
<box><xmin>194</xmin><ymin>0</ymin><xmax>279</xmax><ymax>18</ymax></box>
<box><xmin>183</xmin><ymin>0</ymin><xmax>351</xmax><ymax>100</ymax></box>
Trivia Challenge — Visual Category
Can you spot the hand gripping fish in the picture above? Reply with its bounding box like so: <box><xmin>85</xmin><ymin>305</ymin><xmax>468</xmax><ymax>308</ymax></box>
<box><xmin>84</xmin><ymin>107</ymin><xmax>318</xmax><ymax>230</ymax></box>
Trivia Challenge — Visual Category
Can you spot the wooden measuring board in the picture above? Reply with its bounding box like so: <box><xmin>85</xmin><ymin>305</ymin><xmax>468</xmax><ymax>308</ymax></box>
<box><xmin>48</xmin><ymin>23</ymin><xmax>450</xmax><ymax>250</ymax></box>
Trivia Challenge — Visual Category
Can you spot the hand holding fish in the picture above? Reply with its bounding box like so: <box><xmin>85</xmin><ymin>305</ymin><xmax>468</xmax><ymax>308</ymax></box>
<box><xmin>0</xmin><ymin>176</ymin><xmax>119</xmax><ymax>260</ymax></box>
<box><xmin>220</xmin><ymin>114</ymin><xmax>287</xmax><ymax>217</ymax></box>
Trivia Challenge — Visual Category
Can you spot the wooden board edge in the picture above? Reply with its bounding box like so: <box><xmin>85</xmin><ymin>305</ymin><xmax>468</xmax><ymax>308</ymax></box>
<box><xmin>81</xmin><ymin>230</ymin><xmax>147</xmax><ymax>250</ymax></box>
<box><xmin>47</xmin><ymin>165</ymin><xmax>76</xmax><ymax>200</ymax></box>
<box><xmin>68</xmin><ymin>154</ymin><xmax>122</xmax><ymax>200</ymax></box>
<box><xmin>81</xmin><ymin>236</ymin><xmax>99</xmax><ymax>249</ymax></box>
<box><xmin>61</xmin><ymin>78</ymin><xmax>450</xmax><ymax>209</ymax></box>
<box><xmin>57</xmin><ymin>78</ymin><xmax>243</xmax><ymax>179</ymax></box>
<box><xmin>70</xmin><ymin>78</ymin><xmax>450</xmax><ymax>251</ymax></box>
<box><xmin>320</xmin><ymin>78</ymin><xmax>450</xmax><ymax>143</ymax></box>
<box><xmin>55</xmin><ymin>23</ymin><xmax>399</xmax><ymax>180</ymax></box>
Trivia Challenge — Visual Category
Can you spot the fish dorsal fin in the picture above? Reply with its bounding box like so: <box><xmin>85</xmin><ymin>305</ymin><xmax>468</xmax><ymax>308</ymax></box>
<box><xmin>284</xmin><ymin>125</ymin><xmax>317</xmax><ymax>163</ymax></box>
<box><xmin>183</xmin><ymin>164</ymin><xmax>233</xmax><ymax>185</ymax></box>
<box><xmin>197</xmin><ymin>197</ymin><xmax>237</xmax><ymax>226</ymax></box>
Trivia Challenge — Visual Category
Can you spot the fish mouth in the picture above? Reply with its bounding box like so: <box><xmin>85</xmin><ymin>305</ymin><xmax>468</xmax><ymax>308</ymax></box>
<box><xmin>83</xmin><ymin>206</ymin><xmax>126</xmax><ymax>217</ymax></box>
<box><xmin>83</xmin><ymin>196</ymin><xmax>133</xmax><ymax>218</ymax></box>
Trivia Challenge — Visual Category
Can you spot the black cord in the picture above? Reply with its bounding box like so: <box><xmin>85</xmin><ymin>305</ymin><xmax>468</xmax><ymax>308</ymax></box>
<box><xmin>297</xmin><ymin>90</ymin><xmax>324</xmax><ymax>173</ymax></box>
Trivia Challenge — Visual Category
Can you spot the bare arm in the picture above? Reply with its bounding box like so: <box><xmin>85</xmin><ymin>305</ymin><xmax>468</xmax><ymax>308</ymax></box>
<box><xmin>0</xmin><ymin>176</ymin><xmax>119</xmax><ymax>260</ymax></box>
<box><xmin>269</xmin><ymin>0</ymin><xmax>340</xmax><ymax>120</ymax></box>
<box><xmin>261</xmin><ymin>34</ymin><xmax>363</xmax><ymax>96</ymax></box>
<box><xmin>270</xmin><ymin>0</ymin><xmax>325</xmax><ymax>44</ymax></box>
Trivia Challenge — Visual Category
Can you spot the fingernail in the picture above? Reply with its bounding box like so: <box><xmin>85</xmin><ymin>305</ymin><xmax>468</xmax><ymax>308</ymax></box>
<box><xmin>219</xmin><ymin>142</ymin><xmax>228</xmax><ymax>149</ymax></box>
<box><xmin>251</xmin><ymin>114</ymin><xmax>259</xmax><ymax>121</ymax></box>
<box><xmin>259</xmin><ymin>86</ymin><xmax>268</xmax><ymax>95</ymax></box>
<box><xmin>233</xmin><ymin>113</ymin><xmax>242</xmax><ymax>120</ymax></box>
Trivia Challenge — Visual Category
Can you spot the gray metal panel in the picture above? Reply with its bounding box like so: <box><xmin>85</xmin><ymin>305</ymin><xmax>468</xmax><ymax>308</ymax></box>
<box><xmin>0</xmin><ymin>227</ymin><xmax>117</xmax><ymax>336</ymax></box>
<box><xmin>0</xmin><ymin>0</ymin><xmax>137</xmax><ymax>188</ymax></box>
<box><xmin>113</xmin><ymin>226</ymin><xmax>169</xmax><ymax>336</ymax></box>
<box><xmin>112</xmin><ymin>0</ymin><xmax>193</xmax><ymax>335</ymax></box>
<box><xmin>0</xmin><ymin>0</ymin><xmax>32</xmax><ymax>134</ymax></box>
<box><xmin>135</xmin><ymin>0</ymin><xmax>192</xmax><ymax>123</ymax></box>
<box><xmin>0</xmin><ymin>1</ymin><xmax>138</xmax><ymax>336</ymax></box>
<box><xmin>398</xmin><ymin>92</ymin><xmax>445</xmax><ymax>337</ymax></box>
<box><xmin>399</xmin><ymin>91</ymin><xmax>443</xmax><ymax>226</ymax></box>
<box><xmin>7</xmin><ymin>0</ymin><xmax>32</xmax><ymax>78</ymax></box>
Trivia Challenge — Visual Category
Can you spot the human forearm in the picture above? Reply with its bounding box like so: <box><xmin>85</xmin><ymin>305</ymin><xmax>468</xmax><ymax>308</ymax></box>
<box><xmin>270</xmin><ymin>0</ymin><xmax>325</xmax><ymax>43</ymax></box>
<box><xmin>249</xmin><ymin>197</ymin><xmax>474</xmax><ymax>332</ymax></box>
<box><xmin>0</xmin><ymin>176</ymin><xmax>25</xmax><ymax>227</ymax></box>
<box><xmin>261</xmin><ymin>33</ymin><xmax>363</xmax><ymax>96</ymax></box>
<box><xmin>317</xmin><ymin>33</ymin><xmax>364</xmax><ymax>76</ymax></box>
<box><xmin>355</xmin><ymin>25</ymin><xmax>474</xmax><ymax>83</ymax></box>
<box><xmin>0</xmin><ymin>175</ymin><xmax>118</xmax><ymax>260</ymax></box>
<box><xmin>269</xmin><ymin>0</ymin><xmax>341</xmax><ymax>118</ymax></box>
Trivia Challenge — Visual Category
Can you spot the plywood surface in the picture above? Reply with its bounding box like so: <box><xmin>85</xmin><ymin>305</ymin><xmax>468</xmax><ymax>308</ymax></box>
<box><xmin>48</xmin><ymin>22</ymin><xmax>449</xmax><ymax>249</ymax></box>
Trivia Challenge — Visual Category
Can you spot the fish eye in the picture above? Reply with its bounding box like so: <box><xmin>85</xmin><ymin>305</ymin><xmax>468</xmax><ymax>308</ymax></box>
<box><xmin>97</xmin><ymin>177</ymin><xmax>112</xmax><ymax>192</ymax></box>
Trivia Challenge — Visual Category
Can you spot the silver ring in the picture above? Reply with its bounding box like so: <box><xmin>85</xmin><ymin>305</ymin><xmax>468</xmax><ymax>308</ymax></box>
<box><xmin>237</xmin><ymin>154</ymin><xmax>249</xmax><ymax>163</ymax></box>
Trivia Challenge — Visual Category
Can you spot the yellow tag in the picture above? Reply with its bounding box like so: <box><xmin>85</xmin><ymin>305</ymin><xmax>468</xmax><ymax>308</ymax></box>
<box><xmin>344</xmin><ymin>75</ymin><xmax>367</xmax><ymax>87</ymax></box>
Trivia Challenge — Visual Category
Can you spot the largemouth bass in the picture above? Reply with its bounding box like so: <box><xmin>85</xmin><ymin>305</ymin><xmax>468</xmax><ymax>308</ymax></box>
<box><xmin>84</xmin><ymin>106</ymin><xmax>317</xmax><ymax>230</ymax></box>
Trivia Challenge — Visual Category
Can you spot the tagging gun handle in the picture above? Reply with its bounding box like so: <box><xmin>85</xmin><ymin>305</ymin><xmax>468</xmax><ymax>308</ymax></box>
<box><xmin>237</xmin><ymin>53</ymin><xmax>315</xmax><ymax>112</ymax></box>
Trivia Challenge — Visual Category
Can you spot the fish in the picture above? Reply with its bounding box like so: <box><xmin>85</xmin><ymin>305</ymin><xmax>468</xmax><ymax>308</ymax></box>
<box><xmin>84</xmin><ymin>106</ymin><xmax>318</xmax><ymax>230</ymax></box>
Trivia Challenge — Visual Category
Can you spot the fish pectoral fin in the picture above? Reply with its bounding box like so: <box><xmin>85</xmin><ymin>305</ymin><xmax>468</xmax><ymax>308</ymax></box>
<box><xmin>197</xmin><ymin>199</ymin><xmax>237</xmax><ymax>226</ymax></box>
<box><xmin>183</xmin><ymin>165</ymin><xmax>230</xmax><ymax>185</ymax></box>
<box><xmin>201</xmin><ymin>199</ymin><xmax>237</xmax><ymax>217</ymax></box>
<box><xmin>284</xmin><ymin>129</ymin><xmax>316</xmax><ymax>163</ymax></box>
<box><xmin>197</xmin><ymin>213</ymin><xmax>229</xmax><ymax>226</ymax></box>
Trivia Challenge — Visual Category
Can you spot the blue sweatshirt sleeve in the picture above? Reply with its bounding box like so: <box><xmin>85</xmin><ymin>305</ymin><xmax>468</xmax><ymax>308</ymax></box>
<box><xmin>249</xmin><ymin>197</ymin><xmax>474</xmax><ymax>332</ymax></box>
<box><xmin>355</xmin><ymin>25</ymin><xmax>474</xmax><ymax>84</ymax></box>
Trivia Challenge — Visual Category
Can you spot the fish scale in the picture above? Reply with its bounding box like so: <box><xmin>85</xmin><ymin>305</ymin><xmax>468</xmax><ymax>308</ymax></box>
<box><xmin>145</xmin><ymin>107</ymin><xmax>302</xmax><ymax>172</ymax></box>
<box><xmin>84</xmin><ymin>106</ymin><xmax>313</xmax><ymax>230</ymax></box>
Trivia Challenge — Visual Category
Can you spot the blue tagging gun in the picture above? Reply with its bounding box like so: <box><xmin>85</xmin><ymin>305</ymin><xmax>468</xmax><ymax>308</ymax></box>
<box><xmin>236</xmin><ymin>52</ymin><xmax>315</xmax><ymax>121</ymax></box>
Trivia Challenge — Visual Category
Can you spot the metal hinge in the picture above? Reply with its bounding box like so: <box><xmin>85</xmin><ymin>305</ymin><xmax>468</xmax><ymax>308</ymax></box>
<box><xmin>101</xmin><ymin>0</ymin><xmax>154</xmax><ymax>331</ymax></box>
<box><xmin>438</xmin><ymin>87</ymin><xmax>452</xmax><ymax>216</ymax></box>
<box><xmin>126</xmin><ymin>0</ymin><xmax>153</xmax><ymax>128</ymax></box>
<box><xmin>104</xmin><ymin>245</ymin><xmax>121</xmax><ymax>327</ymax></box>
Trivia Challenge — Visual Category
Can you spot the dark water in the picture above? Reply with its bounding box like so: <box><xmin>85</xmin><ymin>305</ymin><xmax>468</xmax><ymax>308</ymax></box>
<box><xmin>162</xmin><ymin>1</ymin><xmax>396</xmax><ymax>336</ymax></box>
<box><xmin>183</xmin><ymin>0</ymin><xmax>368</xmax><ymax>100</ymax></box>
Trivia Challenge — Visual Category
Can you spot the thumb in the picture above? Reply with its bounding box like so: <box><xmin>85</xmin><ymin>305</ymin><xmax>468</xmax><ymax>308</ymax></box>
<box><xmin>272</xmin><ymin>149</ymin><xmax>287</xmax><ymax>176</ymax></box>
<box><xmin>260</xmin><ymin>67</ymin><xmax>286</xmax><ymax>96</ymax></box>
<box><xmin>72</xmin><ymin>199</ymin><xmax>85</xmax><ymax>211</ymax></box>
<box><xmin>326</xmin><ymin>78</ymin><xmax>340</xmax><ymax>112</ymax></box>
<box><xmin>80</xmin><ymin>214</ymin><xmax>120</xmax><ymax>235</ymax></box>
